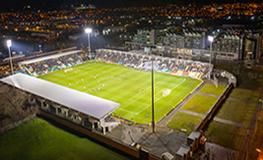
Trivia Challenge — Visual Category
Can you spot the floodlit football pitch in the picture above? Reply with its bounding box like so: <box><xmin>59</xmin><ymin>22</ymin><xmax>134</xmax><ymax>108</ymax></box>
<box><xmin>39</xmin><ymin>62</ymin><xmax>202</xmax><ymax>124</ymax></box>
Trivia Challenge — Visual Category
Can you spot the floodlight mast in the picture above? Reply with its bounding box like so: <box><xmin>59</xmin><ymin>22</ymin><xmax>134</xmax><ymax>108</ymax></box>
<box><xmin>208</xmin><ymin>36</ymin><xmax>214</xmax><ymax>80</ymax></box>
<box><xmin>85</xmin><ymin>28</ymin><xmax>92</xmax><ymax>57</ymax></box>
<box><xmin>151</xmin><ymin>54</ymin><xmax>155</xmax><ymax>133</ymax></box>
<box><xmin>7</xmin><ymin>40</ymin><xmax>14</xmax><ymax>75</ymax></box>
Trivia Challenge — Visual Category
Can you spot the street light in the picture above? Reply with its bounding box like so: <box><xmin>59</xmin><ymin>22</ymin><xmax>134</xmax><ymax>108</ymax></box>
<box><xmin>208</xmin><ymin>36</ymin><xmax>214</xmax><ymax>80</ymax></box>
<box><xmin>85</xmin><ymin>28</ymin><xmax>92</xmax><ymax>57</ymax></box>
<box><xmin>7</xmin><ymin>40</ymin><xmax>14</xmax><ymax>75</ymax></box>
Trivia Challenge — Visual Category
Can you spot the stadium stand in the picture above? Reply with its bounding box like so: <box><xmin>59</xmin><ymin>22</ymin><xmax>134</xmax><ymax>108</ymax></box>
<box><xmin>96</xmin><ymin>49</ymin><xmax>210</xmax><ymax>79</ymax></box>
<box><xmin>0</xmin><ymin>73</ymin><xmax>121</xmax><ymax>135</ymax></box>
<box><xmin>17</xmin><ymin>48</ymin><xmax>210</xmax><ymax>80</ymax></box>
<box><xmin>18</xmin><ymin>50</ymin><xmax>84</xmax><ymax>77</ymax></box>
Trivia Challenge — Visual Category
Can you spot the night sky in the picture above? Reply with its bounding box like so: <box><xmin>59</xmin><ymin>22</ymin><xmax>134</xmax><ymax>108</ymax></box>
<box><xmin>0</xmin><ymin>0</ymin><xmax>262</xmax><ymax>12</ymax></box>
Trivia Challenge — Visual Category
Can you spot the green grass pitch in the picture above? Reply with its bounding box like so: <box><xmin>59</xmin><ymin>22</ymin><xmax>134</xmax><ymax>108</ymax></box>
<box><xmin>39</xmin><ymin>61</ymin><xmax>201</xmax><ymax>124</ymax></box>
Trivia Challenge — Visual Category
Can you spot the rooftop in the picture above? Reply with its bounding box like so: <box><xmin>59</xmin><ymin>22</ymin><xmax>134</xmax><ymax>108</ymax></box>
<box><xmin>0</xmin><ymin>73</ymin><xmax>120</xmax><ymax>120</ymax></box>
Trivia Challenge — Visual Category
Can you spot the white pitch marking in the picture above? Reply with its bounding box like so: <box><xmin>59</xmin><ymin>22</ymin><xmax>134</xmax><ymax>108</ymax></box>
<box><xmin>129</xmin><ymin>99</ymin><xmax>149</xmax><ymax>106</ymax></box>
<box><xmin>136</xmin><ymin>78</ymin><xmax>186</xmax><ymax>115</ymax></box>
<box><xmin>118</xmin><ymin>108</ymin><xmax>138</xmax><ymax>115</ymax></box>
<box><xmin>139</xmin><ymin>87</ymin><xmax>148</xmax><ymax>93</ymax></box>
<box><xmin>129</xmin><ymin>82</ymin><xmax>161</xmax><ymax>101</ymax></box>
<box><xmin>97</xmin><ymin>77</ymin><xmax>121</xmax><ymax>86</ymax></box>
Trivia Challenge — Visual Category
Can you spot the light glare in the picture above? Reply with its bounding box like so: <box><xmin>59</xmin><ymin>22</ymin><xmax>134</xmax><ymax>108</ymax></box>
<box><xmin>85</xmin><ymin>28</ymin><xmax>92</xmax><ymax>33</ymax></box>
<box><xmin>7</xmin><ymin>40</ymin><xmax>12</xmax><ymax>47</ymax></box>
<box><xmin>208</xmin><ymin>36</ymin><xmax>214</xmax><ymax>42</ymax></box>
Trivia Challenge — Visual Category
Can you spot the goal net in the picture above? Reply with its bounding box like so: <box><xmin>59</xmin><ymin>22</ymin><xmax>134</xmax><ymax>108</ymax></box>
<box><xmin>64</xmin><ymin>68</ymin><xmax>73</xmax><ymax>73</ymax></box>
<box><xmin>163</xmin><ymin>89</ymin><xmax>172</xmax><ymax>97</ymax></box>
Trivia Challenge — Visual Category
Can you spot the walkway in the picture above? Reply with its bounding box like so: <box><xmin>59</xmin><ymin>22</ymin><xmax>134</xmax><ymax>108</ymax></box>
<box><xmin>228</xmin><ymin>97</ymin><xmax>258</xmax><ymax>104</ymax></box>
<box><xmin>198</xmin><ymin>92</ymin><xmax>220</xmax><ymax>98</ymax></box>
<box><xmin>179</xmin><ymin>109</ymin><xmax>247</xmax><ymax>129</ymax></box>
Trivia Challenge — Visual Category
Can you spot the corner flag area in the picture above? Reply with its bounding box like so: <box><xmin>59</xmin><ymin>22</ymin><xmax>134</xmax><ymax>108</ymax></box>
<box><xmin>39</xmin><ymin>62</ymin><xmax>201</xmax><ymax>124</ymax></box>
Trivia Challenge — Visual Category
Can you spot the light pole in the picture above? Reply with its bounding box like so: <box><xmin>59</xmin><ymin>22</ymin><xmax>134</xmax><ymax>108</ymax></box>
<box><xmin>208</xmin><ymin>36</ymin><xmax>214</xmax><ymax>80</ymax></box>
<box><xmin>7</xmin><ymin>40</ymin><xmax>14</xmax><ymax>75</ymax></box>
<box><xmin>151</xmin><ymin>55</ymin><xmax>155</xmax><ymax>133</ymax></box>
<box><xmin>85</xmin><ymin>28</ymin><xmax>92</xmax><ymax>57</ymax></box>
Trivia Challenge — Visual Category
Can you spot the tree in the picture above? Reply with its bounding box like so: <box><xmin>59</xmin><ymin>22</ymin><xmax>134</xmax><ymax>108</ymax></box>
<box><xmin>0</xmin><ymin>84</ymin><xmax>38</xmax><ymax>127</ymax></box>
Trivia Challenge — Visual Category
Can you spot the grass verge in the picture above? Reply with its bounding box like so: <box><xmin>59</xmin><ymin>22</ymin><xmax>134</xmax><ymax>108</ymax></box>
<box><xmin>0</xmin><ymin>118</ymin><xmax>132</xmax><ymax>160</ymax></box>
<box><xmin>182</xmin><ymin>94</ymin><xmax>218</xmax><ymax>115</ymax></box>
<box><xmin>167</xmin><ymin>112</ymin><xmax>202</xmax><ymax>135</ymax></box>
<box><xmin>204</xmin><ymin>121</ymin><xmax>246</xmax><ymax>151</ymax></box>
<box><xmin>229</xmin><ymin>88</ymin><xmax>260</xmax><ymax>102</ymax></box>
<box><xmin>199</xmin><ymin>84</ymin><xmax>227</xmax><ymax>96</ymax></box>
<box><xmin>216</xmin><ymin>99</ymin><xmax>256</xmax><ymax>125</ymax></box>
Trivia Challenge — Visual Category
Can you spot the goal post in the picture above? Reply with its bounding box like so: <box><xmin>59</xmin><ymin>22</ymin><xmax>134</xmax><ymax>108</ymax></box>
<box><xmin>64</xmin><ymin>67</ymin><xmax>73</xmax><ymax>73</ymax></box>
<box><xmin>163</xmin><ymin>89</ymin><xmax>172</xmax><ymax>97</ymax></box>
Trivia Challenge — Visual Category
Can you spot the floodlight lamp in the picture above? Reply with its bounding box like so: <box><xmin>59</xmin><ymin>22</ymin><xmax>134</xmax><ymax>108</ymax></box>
<box><xmin>85</xmin><ymin>28</ymin><xmax>92</xmax><ymax>33</ymax></box>
<box><xmin>208</xmin><ymin>36</ymin><xmax>214</xmax><ymax>42</ymax></box>
<box><xmin>7</xmin><ymin>40</ymin><xmax>12</xmax><ymax>47</ymax></box>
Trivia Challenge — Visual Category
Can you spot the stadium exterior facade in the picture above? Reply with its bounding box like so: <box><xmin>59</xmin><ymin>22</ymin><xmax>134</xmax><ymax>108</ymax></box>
<box><xmin>128</xmin><ymin>26</ymin><xmax>263</xmax><ymax>64</ymax></box>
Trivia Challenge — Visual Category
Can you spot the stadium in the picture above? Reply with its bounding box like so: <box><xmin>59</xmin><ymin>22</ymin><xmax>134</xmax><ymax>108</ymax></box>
<box><xmin>0</xmin><ymin>48</ymin><xmax>238</xmax><ymax>159</ymax></box>
<box><xmin>17</xmin><ymin>48</ymin><xmax>210</xmax><ymax>124</ymax></box>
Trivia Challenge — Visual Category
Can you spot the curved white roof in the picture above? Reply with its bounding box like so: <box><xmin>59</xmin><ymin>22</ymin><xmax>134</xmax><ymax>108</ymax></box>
<box><xmin>0</xmin><ymin>73</ymin><xmax>120</xmax><ymax>120</ymax></box>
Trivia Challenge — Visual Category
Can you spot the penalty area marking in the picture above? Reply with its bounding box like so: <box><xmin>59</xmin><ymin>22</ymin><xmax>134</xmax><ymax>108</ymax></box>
<box><xmin>136</xmin><ymin>78</ymin><xmax>186</xmax><ymax>115</ymax></box>
<box><xmin>171</xmin><ymin>78</ymin><xmax>186</xmax><ymax>90</ymax></box>
<box><xmin>118</xmin><ymin>108</ymin><xmax>139</xmax><ymax>115</ymax></box>
<box><xmin>139</xmin><ymin>87</ymin><xmax>148</xmax><ymax>93</ymax></box>
<box><xmin>97</xmin><ymin>77</ymin><xmax>121</xmax><ymax>86</ymax></box>
<box><xmin>129</xmin><ymin>99</ymin><xmax>149</xmax><ymax>106</ymax></box>
<box><xmin>129</xmin><ymin>82</ymin><xmax>161</xmax><ymax>101</ymax></box>
<box><xmin>129</xmin><ymin>88</ymin><xmax>166</xmax><ymax>108</ymax></box>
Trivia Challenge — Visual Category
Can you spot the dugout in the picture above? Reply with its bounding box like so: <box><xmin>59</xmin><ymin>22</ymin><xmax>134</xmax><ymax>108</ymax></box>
<box><xmin>0</xmin><ymin>73</ymin><xmax>121</xmax><ymax>135</ymax></box>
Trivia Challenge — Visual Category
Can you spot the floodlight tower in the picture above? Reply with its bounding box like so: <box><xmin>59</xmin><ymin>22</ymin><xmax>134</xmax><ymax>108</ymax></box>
<box><xmin>85</xmin><ymin>28</ymin><xmax>92</xmax><ymax>56</ymax></box>
<box><xmin>7</xmin><ymin>40</ymin><xmax>14</xmax><ymax>75</ymax></box>
<box><xmin>208</xmin><ymin>36</ymin><xmax>214</xmax><ymax>80</ymax></box>
<box><xmin>151</xmin><ymin>55</ymin><xmax>155</xmax><ymax>133</ymax></box>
